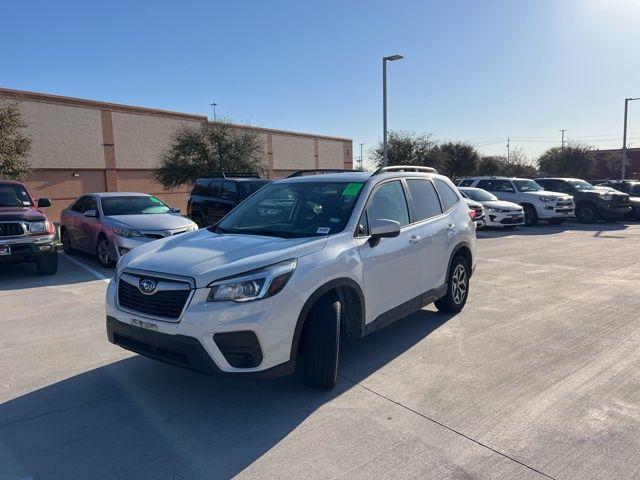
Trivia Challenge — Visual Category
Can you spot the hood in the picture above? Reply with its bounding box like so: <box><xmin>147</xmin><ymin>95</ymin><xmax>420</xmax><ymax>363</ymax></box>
<box><xmin>582</xmin><ymin>190</ymin><xmax>628</xmax><ymax>199</ymax></box>
<box><xmin>0</xmin><ymin>206</ymin><xmax>46</xmax><ymax>222</ymax></box>
<box><xmin>481</xmin><ymin>200</ymin><xmax>522</xmax><ymax>211</ymax></box>
<box><xmin>108</xmin><ymin>213</ymin><xmax>194</xmax><ymax>231</ymax></box>
<box><xmin>120</xmin><ymin>228</ymin><xmax>327</xmax><ymax>287</ymax></box>
<box><xmin>521</xmin><ymin>190</ymin><xmax>570</xmax><ymax>200</ymax></box>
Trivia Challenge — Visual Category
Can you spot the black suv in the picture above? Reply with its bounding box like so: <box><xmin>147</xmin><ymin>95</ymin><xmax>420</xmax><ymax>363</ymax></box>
<box><xmin>187</xmin><ymin>173</ymin><xmax>271</xmax><ymax>227</ymax></box>
<box><xmin>595</xmin><ymin>180</ymin><xmax>640</xmax><ymax>220</ymax></box>
<box><xmin>536</xmin><ymin>178</ymin><xmax>631</xmax><ymax>223</ymax></box>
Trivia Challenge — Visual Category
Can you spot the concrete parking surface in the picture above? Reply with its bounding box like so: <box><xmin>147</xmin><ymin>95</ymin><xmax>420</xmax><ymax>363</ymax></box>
<box><xmin>2</xmin><ymin>223</ymin><xmax>640</xmax><ymax>480</ymax></box>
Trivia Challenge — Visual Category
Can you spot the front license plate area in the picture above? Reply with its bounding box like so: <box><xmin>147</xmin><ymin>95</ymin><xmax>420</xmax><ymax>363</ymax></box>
<box><xmin>131</xmin><ymin>318</ymin><xmax>158</xmax><ymax>331</ymax></box>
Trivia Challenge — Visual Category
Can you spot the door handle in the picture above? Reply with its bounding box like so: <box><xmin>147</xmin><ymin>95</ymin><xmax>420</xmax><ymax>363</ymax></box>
<box><xmin>409</xmin><ymin>235</ymin><xmax>421</xmax><ymax>245</ymax></box>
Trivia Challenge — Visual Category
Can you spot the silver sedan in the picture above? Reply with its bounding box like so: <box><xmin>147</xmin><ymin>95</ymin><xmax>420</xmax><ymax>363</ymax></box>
<box><xmin>60</xmin><ymin>192</ymin><xmax>198</xmax><ymax>267</ymax></box>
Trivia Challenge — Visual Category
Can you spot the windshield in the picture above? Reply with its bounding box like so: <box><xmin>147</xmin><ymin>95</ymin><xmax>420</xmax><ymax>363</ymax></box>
<box><xmin>631</xmin><ymin>184</ymin><xmax>640</xmax><ymax>195</ymax></box>
<box><xmin>460</xmin><ymin>188</ymin><xmax>497</xmax><ymax>202</ymax></box>
<box><xmin>214</xmin><ymin>181</ymin><xmax>364</xmax><ymax>238</ymax></box>
<box><xmin>514</xmin><ymin>179</ymin><xmax>543</xmax><ymax>192</ymax></box>
<box><xmin>101</xmin><ymin>196</ymin><xmax>172</xmax><ymax>216</ymax></box>
<box><xmin>0</xmin><ymin>185</ymin><xmax>32</xmax><ymax>207</ymax></box>
<box><xmin>238</xmin><ymin>180</ymin><xmax>271</xmax><ymax>200</ymax></box>
<box><xmin>567</xmin><ymin>180</ymin><xmax>595</xmax><ymax>191</ymax></box>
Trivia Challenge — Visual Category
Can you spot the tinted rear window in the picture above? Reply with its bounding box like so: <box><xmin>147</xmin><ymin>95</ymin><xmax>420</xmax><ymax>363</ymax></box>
<box><xmin>238</xmin><ymin>180</ymin><xmax>271</xmax><ymax>200</ymax></box>
<box><xmin>406</xmin><ymin>179</ymin><xmax>442</xmax><ymax>221</ymax></box>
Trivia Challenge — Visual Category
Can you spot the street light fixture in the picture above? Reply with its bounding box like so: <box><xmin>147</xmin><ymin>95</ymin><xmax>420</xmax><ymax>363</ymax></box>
<box><xmin>383</xmin><ymin>54</ymin><xmax>404</xmax><ymax>167</ymax></box>
<box><xmin>622</xmin><ymin>97</ymin><xmax>639</xmax><ymax>179</ymax></box>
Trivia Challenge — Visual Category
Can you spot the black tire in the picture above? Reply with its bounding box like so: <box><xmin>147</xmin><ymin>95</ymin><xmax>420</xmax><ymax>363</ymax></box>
<box><xmin>548</xmin><ymin>218</ymin><xmax>564</xmax><ymax>225</ymax></box>
<box><xmin>303</xmin><ymin>292</ymin><xmax>341</xmax><ymax>390</ymax></box>
<box><xmin>60</xmin><ymin>228</ymin><xmax>76</xmax><ymax>255</ymax></box>
<box><xmin>576</xmin><ymin>204</ymin><xmax>597</xmax><ymax>223</ymax></box>
<box><xmin>435</xmin><ymin>256</ymin><xmax>470</xmax><ymax>313</ymax></box>
<box><xmin>96</xmin><ymin>235</ymin><xmax>115</xmax><ymax>267</ymax></box>
<box><xmin>35</xmin><ymin>252</ymin><xmax>58</xmax><ymax>275</ymax></box>
<box><xmin>522</xmin><ymin>204</ymin><xmax>538</xmax><ymax>226</ymax></box>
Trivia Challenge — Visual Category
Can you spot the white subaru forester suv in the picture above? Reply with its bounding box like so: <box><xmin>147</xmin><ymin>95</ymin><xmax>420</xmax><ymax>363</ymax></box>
<box><xmin>106</xmin><ymin>167</ymin><xmax>476</xmax><ymax>389</ymax></box>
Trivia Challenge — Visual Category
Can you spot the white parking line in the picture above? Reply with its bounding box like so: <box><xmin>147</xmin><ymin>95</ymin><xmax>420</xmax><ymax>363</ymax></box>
<box><xmin>60</xmin><ymin>252</ymin><xmax>111</xmax><ymax>283</ymax></box>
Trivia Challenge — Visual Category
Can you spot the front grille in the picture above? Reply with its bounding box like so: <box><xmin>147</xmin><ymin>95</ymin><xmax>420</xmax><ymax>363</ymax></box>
<box><xmin>0</xmin><ymin>223</ymin><xmax>25</xmax><ymax>237</ymax></box>
<box><xmin>500</xmin><ymin>216</ymin><xmax>524</xmax><ymax>224</ymax></box>
<box><xmin>613</xmin><ymin>196</ymin><xmax>629</xmax><ymax>205</ymax></box>
<box><xmin>142</xmin><ymin>233</ymin><xmax>165</xmax><ymax>239</ymax></box>
<box><xmin>118</xmin><ymin>280</ymin><xmax>190</xmax><ymax>319</ymax></box>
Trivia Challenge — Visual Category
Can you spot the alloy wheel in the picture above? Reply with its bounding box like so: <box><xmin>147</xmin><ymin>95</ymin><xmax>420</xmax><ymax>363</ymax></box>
<box><xmin>98</xmin><ymin>240</ymin><xmax>111</xmax><ymax>265</ymax></box>
<box><xmin>451</xmin><ymin>264</ymin><xmax>468</xmax><ymax>305</ymax></box>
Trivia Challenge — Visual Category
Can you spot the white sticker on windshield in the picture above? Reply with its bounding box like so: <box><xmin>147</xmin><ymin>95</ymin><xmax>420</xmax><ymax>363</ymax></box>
<box><xmin>329</xmin><ymin>217</ymin><xmax>340</xmax><ymax>223</ymax></box>
<box><xmin>316</xmin><ymin>227</ymin><xmax>330</xmax><ymax>234</ymax></box>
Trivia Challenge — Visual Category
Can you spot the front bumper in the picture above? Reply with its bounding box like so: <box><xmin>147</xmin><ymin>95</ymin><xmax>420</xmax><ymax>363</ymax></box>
<box><xmin>105</xmin><ymin>274</ymin><xmax>303</xmax><ymax>375</ymax></box>
<box><xmin>486</xmin><ymin>211</ymin><xmax>524</xmax><ymax>227</ymax></box>
<box><xmin>537</xmin><ymin>203</ymin><xmax>574</xmax><ymax>219</ymax></box>
<box><xmin>0</xmin><ymin>234</ymin><xmax>57</xmax><ymax>260</ymax></box>
<box><xmin>597</xmin><ymin>204</ymin><xmax>632</xmax><ymax>219</ymax></box>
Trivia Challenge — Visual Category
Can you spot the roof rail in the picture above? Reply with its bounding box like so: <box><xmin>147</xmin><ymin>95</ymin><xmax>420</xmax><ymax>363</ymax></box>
<box><xmin>286</xmin><ymin>169</ymin><xmax>355</xmax><ymax>178</ymax></box>
<box><xmin>372</xmin><ymin>166</ymin><xmax>438</xmax><ymax>176</ymax></box>
<box><xmin>204</xmin><ymin>171</ymin><xmax>261</xmax><ymax>179</ymax></box>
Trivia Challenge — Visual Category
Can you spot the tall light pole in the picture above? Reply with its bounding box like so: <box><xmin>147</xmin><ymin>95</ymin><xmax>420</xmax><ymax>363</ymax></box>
<box><xmin>359</xmin><ymin>143</ymin><xmax>364</xmax><ymax>171</ymax></box>
<box><xmin>622</xmin><ymin>97</ymin><xmax>639</xmax><ymax>179</ymax></box>
<box><xmin>506</xmin><ymin>137</ymin><xmax>510</xmax><ymax>162</ymax></box>
<box><xmin>560</xmin><ymin>129</ymin><xmax>567</xmax><ymax>148</ymax></box>
<box><xmin>383</xmin><ymin>54</ymin><xmax>404</xmax><ymax>167</ymax></box>
<box><xmin>210</xmin><ymin>101</ymin><xmax>218</xmax><ymax>120</ymax></box>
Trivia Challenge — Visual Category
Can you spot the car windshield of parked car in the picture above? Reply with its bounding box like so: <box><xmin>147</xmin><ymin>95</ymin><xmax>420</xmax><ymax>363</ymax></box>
<box><xmin>213</xmin><ymin>181</ymin><xmax>364</xmax><ymax>238</ymax></box>
<box><xmin>461</xmin><ymin>188</ymin><xmax>497</xmax><ymax>202</ymax></box>
<box><xmin>514</xmin><ymin>180</ymin><xmax>543</xmax><ymax>192</ymax></box>
<box><xmin>101</xmin><ymin>196</ymin><xmax>172</xmax><ymax>216</ymax></box>
<box><xmin>238</xmin><ymin>180</ymin><xmax>272</xmax><ymax>200</ymax></box>
<box><xmin>567</xmin><ymin>180</ymin><xmax>596</xmax><ymax>191</ymax></box>
<box><xmin>0</xmin><ymin>185</ymin><xmax>32</xmax><ymax>207</ymax></box>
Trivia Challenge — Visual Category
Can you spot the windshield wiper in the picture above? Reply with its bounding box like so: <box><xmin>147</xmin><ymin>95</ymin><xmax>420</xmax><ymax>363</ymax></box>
<box><xmin>228</xmin><ymin>228</ymin><xmax>299</xmax><ymax>238</ymax></box>
<box><xmin>209</xmin><ymin>225</ymin><xmax>230</xmax><ymax>234</ymax></box>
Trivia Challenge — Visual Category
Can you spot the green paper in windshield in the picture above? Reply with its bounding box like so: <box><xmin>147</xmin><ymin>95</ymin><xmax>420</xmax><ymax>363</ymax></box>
<box><xmin>149</xmin><ymin>196</ymin><xmax>161</xmax><ymax>203</ymax></box>
<box><xmin>342</xmin><ymin>183</ymin><xmax>363</xmax><ymax>196</ymax></box>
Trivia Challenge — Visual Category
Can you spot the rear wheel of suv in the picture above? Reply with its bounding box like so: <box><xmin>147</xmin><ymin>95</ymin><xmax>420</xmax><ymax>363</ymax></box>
<box><xmin>303</xmin><ymin>292</ymin><xmax>341</xmax><ymax>390</ymax></box>
<box><xmin>576</xmin><ymin>203</ymin><xmax>597</xmax><ymax>223</ymax></box>
<box><xmin>435</xmin><ymin>256</ymin><xmax>470</xmax><ymax>313</ymax></box>
<box><xmin>35</xmin><ymin>251</ymin><xmax>58</xmax><ymax>275</ymax></box>
<box><xmin>522</xmin><ymin>204</ymin><xmax>538</xmax><ymax>226</ymax></box>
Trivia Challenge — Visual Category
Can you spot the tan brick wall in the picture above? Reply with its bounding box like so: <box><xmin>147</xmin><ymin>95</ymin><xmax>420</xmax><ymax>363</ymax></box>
<box><xmin>271</xmin><ymin>135</ymin><xmax>316</xmax><ymax>170</ymax></box>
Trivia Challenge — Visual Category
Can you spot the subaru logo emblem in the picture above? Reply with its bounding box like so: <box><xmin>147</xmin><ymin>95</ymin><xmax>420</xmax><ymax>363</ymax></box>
<box><xmin>139</xmin><ymin>278</ymin><xmax>157</xmax><ymax>295</ymax></box>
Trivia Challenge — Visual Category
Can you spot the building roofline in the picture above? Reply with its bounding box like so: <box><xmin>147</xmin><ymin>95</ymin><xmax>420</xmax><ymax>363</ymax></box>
<box><xmin>0</xmin><ymin>87</ymin><xmax>209</xmax><ymax>122</ymax></box>
<box><xmin>0</xmin><ymin>87</ymin><xmax>353</xmax><ymax>142</ymax></box>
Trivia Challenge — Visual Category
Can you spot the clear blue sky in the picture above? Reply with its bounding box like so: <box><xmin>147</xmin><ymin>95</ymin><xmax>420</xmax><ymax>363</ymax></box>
<box><xmin>2</xmin><ymin>0</ymin><xmax>639</xmax><ymax>164</ymax></box>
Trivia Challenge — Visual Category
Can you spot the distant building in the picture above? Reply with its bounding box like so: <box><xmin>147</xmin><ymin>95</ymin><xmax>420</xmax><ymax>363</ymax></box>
<box><xmin>592</xmin><ymin>147</ymin><xmax>640</xmax><ymax>180</ymax></box>
<box><xmin>0</xmin><ymin>88</ymin><xmax>353</xmax><ymax>220</ymax></box>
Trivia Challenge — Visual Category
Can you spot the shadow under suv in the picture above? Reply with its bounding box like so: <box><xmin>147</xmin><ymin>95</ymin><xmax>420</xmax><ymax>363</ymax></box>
<box><xmin>106</xmin><ymin>167</ymin><xmax>477</xmax><ymax>390</ymax></box>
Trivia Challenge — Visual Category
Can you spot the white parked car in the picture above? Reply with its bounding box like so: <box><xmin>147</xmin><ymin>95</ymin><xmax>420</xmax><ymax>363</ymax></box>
<box><xmin>459</xmin><ymin>187</ymin><xmax>524</xmax><ymax>228</ymax></box>
<box><xmin>106</xmin><ymin>167</ymin><xmax>477</xmax><ymax>390</ymax></box>
<box><xmin>457</xmin><ymin>177</ymin><xmax>574</xmax><ymax>226</ymax></box>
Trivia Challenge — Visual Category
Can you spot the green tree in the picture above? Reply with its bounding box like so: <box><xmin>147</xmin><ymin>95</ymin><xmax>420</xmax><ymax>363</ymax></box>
<box><xmin>438</xmin><ymin>141</ymin><xmax>479</xmax><ymax>178</ymax></box>
<box><xmin>477</xmin><ymin>155</ymin><xmax>505</xmax><ymax>175</ymax></box>
<box><xmin>0</xmin><ymin>103</ymin><xmax>32</xmax><ymax>180</ymax></box>
<box><xmin>537</xmin><ymin>143</ymin><xmax>595</xmax><ymax>178</ymax></box>
<box><xmin>155</xmin><ymin>120</ymin><xmax>266</xmax><ymax>189</ymax></box>
<box><xmin>371</xmin><ymin>131</ymin><xmax>445</xmax><ymax>171</ymax></box>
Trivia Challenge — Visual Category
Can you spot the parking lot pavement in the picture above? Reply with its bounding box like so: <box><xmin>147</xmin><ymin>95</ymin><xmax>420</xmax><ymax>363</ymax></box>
<box><xmin>2</xmin><ymin>222</ymin><xmax>640</xmax><ymax>480</ymax></box>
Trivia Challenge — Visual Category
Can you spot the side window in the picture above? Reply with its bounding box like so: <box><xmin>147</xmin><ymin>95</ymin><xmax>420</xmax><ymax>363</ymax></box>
<box><xmin>458</xmin><ymin>179</ymin><xmax>475</xmax><ymax>187</ymax></box>
<box><xmin>493</xmin><ymin>180</ymin><xmax>515</xmax><ymax>193</ymax></box>
<box><xmin>70</xmin><ymin>196</ymin><xmax>87</xmax><ymax>213</ymax></box>
<box><xmin>206</xmin><ymin>180</ymin><xmax>222</xmax><ymax>197</ymax></box>
<box><xmin>476</xmin><ymin>180</ymin><xmax>495</xmax><ymax>191</ymax></box>
<box><xmin>406</xmin><ymin>179</ymin><xmax>443</xmax><ymax>221</ymax></box>
<box><xmin>434</xmin><ymin>179</ymin><xmax>460</xmax><ymax>211</ymax></box>
<box><xmin>84</xmin><ymin>197</ymin><xmax>98</xmax><ymax>213</ymax></box>
<box><xmin>367</xmin><ymin>181</ymin><xmax>410</xmax><ymax>227</ymax></box>
<box><xmin>221</xmin><ymin>181</ymin><xmax>237</xmax><ymax>201</ymax></box>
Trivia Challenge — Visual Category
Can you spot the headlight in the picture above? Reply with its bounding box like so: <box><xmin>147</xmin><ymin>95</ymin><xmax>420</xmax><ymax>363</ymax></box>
<box><xmin>538</xmin><ymin>196</ymin><xmax>555</xmax><ymax>202</ymax></box>
<box><xmin>600</xmin><ymin>194</ymin><xmax>613</xmax><ymax>201</ymax></box>
<box><xmin>186</xmin><ymin>222</ymin><xmax>199</xmax><ymax>232</ymax></box>
<box><xmin>26</xmin><ymin>220</ymin><xmax>51</xmax><ymax>234</ymax></box>
<box><xmin>207</xmin><ymin>259</ymin><xmax>297</xmax><ymax>302</ymax></box>
<box><xmin>486</xmin><ymin>207</ymin><xmax>500</xmax><ymax>213</ymax></box>
<box><xmin>112</xmin><ymin>227</ymin><xmax>143</xmax><ymax>238</ymax></box>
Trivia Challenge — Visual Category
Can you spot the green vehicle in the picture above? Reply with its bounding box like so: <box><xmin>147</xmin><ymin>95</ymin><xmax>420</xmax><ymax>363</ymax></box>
<box><xmin>536</xmin><ymin>178</ymin><xmax>631</xmax><ymax>223</ymax></box>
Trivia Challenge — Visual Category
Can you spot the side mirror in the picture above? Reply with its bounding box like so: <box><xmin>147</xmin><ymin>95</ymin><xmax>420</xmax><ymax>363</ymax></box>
<box><xmin>369</xmin><ymin>218</ymin><xmax>401</xmax><ymax>247</ymax></box>
<box><xmin>83</xmin><ymin>209</ymin><xmax>98</xmax><ymax>218</ymax></box>
<box><xmin>171</xmin><ymin>207</ymin><xmax>181</xmax><ymax>213</ymax></box>
<box><xmin>37</xmin><ymin>197</ymin><xmax>52</xmax><ymax>208</ymax></box>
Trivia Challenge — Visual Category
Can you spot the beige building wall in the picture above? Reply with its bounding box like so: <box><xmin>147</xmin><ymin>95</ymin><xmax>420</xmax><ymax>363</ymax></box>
<box><xmin>0</xmin><ymin>88</ymin><xmax>353</xmax><ymax>221</ymax></box>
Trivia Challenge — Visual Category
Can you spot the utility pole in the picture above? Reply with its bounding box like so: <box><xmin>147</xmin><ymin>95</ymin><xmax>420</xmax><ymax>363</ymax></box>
<box><xmin>506</xmin><ymin>137</ymin><xmax>510</xmax><ymax>162</ymax></box>
<box><xmin>359</xmin><ymin>143</ymin><xmax>364</xmax><ymax>171</ymax></box>
<box><xmin>382</xmin><ymin>54</ymin><xmax>404</xmax><ymax>167</ymax></box>
<box><xmin>210</xmin><ymin>101</ymin><xmax>218</xmax><ymax>120</ymax></box>
<box><xmin>560</xmin><ymin>129</ymin><xmax>567</xmax><ymax>148</ymax></box>
<box><xmin>622</xmin><ymin>97</ymin><xmax>639</xmax><ymax>179</ymax></box>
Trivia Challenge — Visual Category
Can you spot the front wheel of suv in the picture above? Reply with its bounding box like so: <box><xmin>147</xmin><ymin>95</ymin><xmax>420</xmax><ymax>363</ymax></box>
<box><xmin>303</xmin><ymin>292</ymin><xmax>341</xmax><ymax>390</ymax></box>
<box><xmin>576</xmin><ymin>203</ymin><xmax>597</xmax><ymax>223</ymax></box>
<box><xmin>522</xmin><ymin>204</ymin><xmax>538</xmax><ymax>226</ymax></box>
<box><xmin>435</xmin><ymin>256</ymin><xmax>470</xmax><ymax>313</ymax></box>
